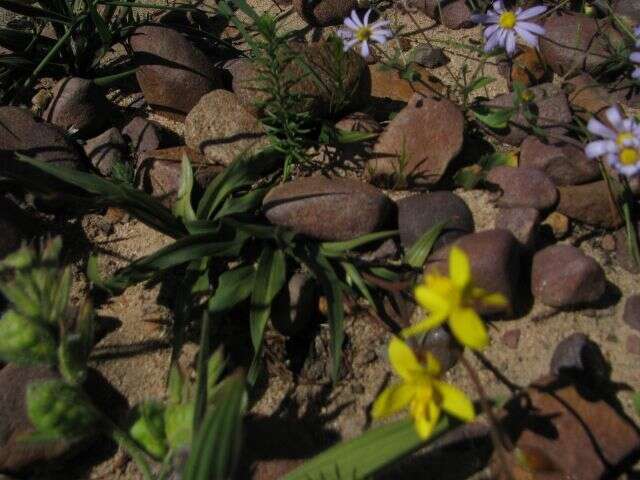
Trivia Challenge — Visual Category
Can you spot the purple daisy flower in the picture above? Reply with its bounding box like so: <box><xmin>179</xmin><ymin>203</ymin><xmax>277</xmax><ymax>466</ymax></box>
<box><xmin>585</xmin><ymin>106</ymin><xmax>640</xmax><ymax>177</ymax></box>
<box><xmin>337</xmin><ymin>9</ymin><xmax>393</xmax><ymax>58</ymax></box>
<box><xmin>471</xmin><ymin>1</ymin><xmax>547</xmax><ymax>57</ymax></box>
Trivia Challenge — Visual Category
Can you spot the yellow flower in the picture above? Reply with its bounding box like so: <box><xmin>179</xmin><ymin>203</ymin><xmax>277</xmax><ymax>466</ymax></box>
<box><xmin>372</xmin><ymin>337</ymin><xmax>475</xmax><ymax>439</ymax></box>
<box><xmin>402</xmin><ymin>246</ymin><xmax>508</xmax><ymax>351</ymax></box>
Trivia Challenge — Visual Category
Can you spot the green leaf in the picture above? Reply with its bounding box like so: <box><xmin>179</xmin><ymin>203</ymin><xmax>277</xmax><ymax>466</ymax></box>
<box><xmin>341</xmin><ymin>262</ymin><xmax>375</xmax><ymax>308</ymax></box>
<box><xmin>282</xmin><ymin>418</ymin><xmax>448</xmax><ymax>480</ymax></box>
<box><xmin>129</xmin><ymin>401</ymin><xmax>168</xmax><ymax>460</ymax></box>
<box><xmin>633</xmin><ymin>392</ymin><xmax>640</xmax><ymax>418</ymax></box>
<box><xmin>173</xmin><ymin>155</ymin><xmax>197</xmax><ymax>224</ymax></box>
<box><xmin>27</xmin><ymin>380</ymin><xmax>99</xmax><ymax>439</ymax></box>
<box><xmin>453</xmin><ymin>166</ymin><xmax>482</xmax><ymax>190</ymax></box>
<box><xmin>0</xmin><ymin>310</ymin><xmax>57</xmax><ymax>365</ymax></box>
<box><xmin>193</xmin><ymin>311</ymin><xmax>212</xmax><ymax>435</ymax></box>
<box><xmin>58</xmin><ymin>333</ymin><xmax>88</xmax><ymax>385</ymax></box>
<box><xmin>247</xmin><ymin>247</ymin><xmax>286</xmax><ymax>384</ymax></box>
<box><xmin>320</xmin><ymin>230</ymin><xmax>398</xmax><ymax>258</ymax></box>
<box><xmin>88</xmin><ymin>3</ymin><xmax>113</xmax><ymax>46</ymax></box>
<box><xmin>464</xmin><ymin>76</ymin><xmax>495</xmax><ymax>94</ymax></box>
<box><xmin>472</xmin><ymin>105</ymin><xmax>514</xmax><ymax>130</ymax></box>
<box><xmin>164</xmin><ymin>402</ymin><xmax>194</xmax><ymax>450</ymax></box>
<box><xmin>404</xmin><ymin>220</ymin><xmax>447</xmax><ymax>268</ymax></box>
<box><xmin>208</xmin><ymin>265</ymin><xmax>256</xmax><ymax>314</ymax></box>
<box><xmin>213</xmin><ymin>187</ymin><xmax>269</xmax><ymax>221</ymax></box>
<box><xmin>183</xmin><ymin>372</ymin><xmax>246</xmax><ymax>480</ymax></box>
<box><xmin>0</xmin><ymin>0</ymin><xmax>72</xmax><ymax>23</ymax></box>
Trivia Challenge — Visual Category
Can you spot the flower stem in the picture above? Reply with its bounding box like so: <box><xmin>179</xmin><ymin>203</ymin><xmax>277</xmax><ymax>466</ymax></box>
<box><xmin>621</xmin><ymin>178</ymin><xmax>640</xmax><ymax>269</ymax></box>
<box><xmin>108</xmin><ymin>422</ymin><xmax>154</xmax><ymax>480</ymax></box>
<box><xmin>460</xmin><ymin>355</ymin><xmax>514</xmax><ymax>480</ymax></box>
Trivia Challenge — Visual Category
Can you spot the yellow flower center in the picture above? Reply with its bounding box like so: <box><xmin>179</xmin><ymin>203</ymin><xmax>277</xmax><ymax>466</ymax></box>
<box><xmin>355</xmin><ymin>26</ymin><xmax>372</xmax><ymax>42</ymax></box>
<box><xmin>498</xmin><ymin>11</ymin><xmax>517</xmax><ymax>29</ymax></box>
<box><xmin>617</xmin><ymin>132</ymin><xmax>635</xmax><ymax>146</ymax></box>
<box><xmin>620</xmin><ymin>147</ymin><xmax>639</xmax><ymax>165</ymax></box>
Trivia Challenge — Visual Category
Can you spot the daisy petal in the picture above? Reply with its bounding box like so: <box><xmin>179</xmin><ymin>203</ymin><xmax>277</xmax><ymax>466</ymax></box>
<box><xmin>517</xmin><ymin>20</ymin><xmax>545</xmax><ymax>36</ymax></box>
<box><xmin>505</xmin><ymin>30</ymin><xmax>517</xmax><ymax>56</ymax></box>
<box><xmin>344</xmin><ymin>17</ymin><xmax>358</xmax><ymax>30</ymax></box>
<box><xmin>363</xmin><ymin>8</ymin><xmax>371</xmax><ymax>25</ymax></box>
<box><xmin>449</xmin><ymin>307</ymin><xmax>489</xmax><ymax>351</ymax></box>
<box><xmin>514</xmin><ymin>25</ymin><xmax>538</xmax><ymax>47</ymax></box>
<box><xmin>631</xmin><ymin>52</ymin><xmax>640</xmax><ymax>63</ymax></box>
<box><xmin>605</xmin><ymin>106</ymin><xmax>624</xmax><ymax>130</ymax></box>
<box><xmin>435</xmin><ymin>380</ymin><xmax>475</xmax><ymax>422</ymax></box>
<box><xmin>587</xmin><ymin>118</ymin><xmax>617</xmax><ymax>139</ymax></box>
<box><xmin>360</xmin><ymin>40</ymin><xmax>370</xmax><ymax>58</ymax></box>
<box><xmin>350</xmin><ymin>9</ymin><xmax>362</xmax><ymax>27</ymax></box>
<box><xmin>516</xmin><ymin>5</ymin><xmax>547</xmax><ymax>20</ymax></box>
<box><xmin>585</xmin><ymin>139</ymin><xmax>616</xmax><ymax>159</ymax></box>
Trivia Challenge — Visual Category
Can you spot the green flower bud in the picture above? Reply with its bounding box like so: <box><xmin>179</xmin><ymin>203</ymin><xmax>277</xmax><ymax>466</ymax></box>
<box><xmin>164</xmin><ymin>402</ymin><xmax>194</xmax><ymax>450</ymax></box>
<box><xmin>27</xmin><ymin>380</ymin><xmax>99</xmax><ymax>438</ymax></box>
<box><xmin>0</xmin><ymin>310</ymin><xmax>56</xmax><ymax>364</ymax></box>
<box><xmin>58</xmin><ymin>334</ymin><xmax>88</xmax><ymax>385</ymax></box>
<box><xmin>130</xmin><ymin>401</ymin><xmax>168</xmax><ymax>459</ymax></box>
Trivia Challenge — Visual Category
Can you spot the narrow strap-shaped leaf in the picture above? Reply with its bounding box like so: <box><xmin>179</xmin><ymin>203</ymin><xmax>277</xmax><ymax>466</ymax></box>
<box><xmin>404</xmin><ymin>220</ymin><xmax>447</xmax><ymax>269</ymax></box>
<box><xmin>320</xmin><ymin>230</ymin><xmax>398</xmax><ymax>257</ymax></box>
<box><xmin>173</xmin><ymin>155</ymin><xmax>196</xmax><ymax>224</ymax></box>
<box><xmin>341</xmin><ymin>261</ymin><xmax>376</xmax><ymax>310</ymax></box>
<box><xmin>0</xmin><ymin>0</ymin><xmax>72</xmax><ymax>23</ymax></box>
<box><xmin>208</xmin><ymin>264</ymin><xmax>256</xmax><ymax>314</ymax></box>
<box><xmin>192</xmin><ymin>311</ymin><xmax>212</xmax><ymax>435</ymax></box>
<box><xmin>282</xmin><ymin>418</ymin><xmax>448</xmax><ymax>480</ymax></box>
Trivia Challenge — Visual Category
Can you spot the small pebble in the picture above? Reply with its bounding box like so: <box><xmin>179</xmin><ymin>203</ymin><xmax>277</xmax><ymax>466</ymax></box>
<box><xmin>627</xmin><ymin>335</ymin><xmax>640</xmax><ymax>355</ymax></box>
<box><xmin>601</xmin><ymin>234</ymin><xmax>616</xmax><ymax>251</ymax></box>
<box><xmin>624</xmin><ymin>295</ymin><xmax>640</xmax><ymax>333</ymax></box>
<box><xmin>543</xmin><ymin>211</ymin><xmax>570</xmax><ymax>239</ymax></box>
<box><xmin>501</xmin><ymin>329</ymin><xmax>521</xmax><ymax>349</ymax></box>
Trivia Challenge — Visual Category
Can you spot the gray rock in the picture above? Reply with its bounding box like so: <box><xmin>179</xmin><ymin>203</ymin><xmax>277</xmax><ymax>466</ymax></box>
<box><xmin>397</xmin><ymin>191</ymin><xmax>474</xmax><ymax>252</ymax></box>
<box><xmin>495</xmin><ymin>207</ymin><xmax>540</xmax><ymax>251</ymax></box>
<box><xmin>411</xmin><ymin>44</ymin><xmax>448</xmax><ymax>68</ymax></box>
<box><xmin>420</xmin><ymin>326</ymin><xmax>463</xmax><ymax>372</ymax></box>
<box><xmin>129</xmin><ymin>26</ymin><xmax>222</xmax><ymax>118</ymax></box>
<box><xmin>486</xmin><ymin>166</ymin><xmax>558</xmax><ymax>210</ymax></box>
<box><xmin>550</xmin><ymin>332</ymin><xmax>608</xmax><ymax>383</ymax></box>
<box><xmin>480</xmin><ymin>83</ymin><xmax>572</xmax><ymax>146</ymax></box>
<box><xmin>370</xmin><ymin>94</ymin><xmax>464</xmax><ymax>186</ymax></box>
<box><xmin>531</xmin><ymin>244</ymin><xmax>606</xmax><ymax>308</ymax></box>
<box><xmin>84</xmin><ymin>127</ymin><xmax>128</xmax><ymax>177</ymax></box>
<box><xmin>42</xmin><ymin>77</ymin><xmax>111</xmax><ymax>136</ymax></box>
<box><xmin>263</xmin><ymin>176</ymin><xmax>393</xmax><ymax>241</ymax></box>
<box><xmin>184</xmin><ymin>90</ymin><xmax>270</xmax><ymax>166</ymax></box>
<box><xmin>519</xmin><ymin>136</ymin><xmax>600</xmax><ymax>186</ymax></box>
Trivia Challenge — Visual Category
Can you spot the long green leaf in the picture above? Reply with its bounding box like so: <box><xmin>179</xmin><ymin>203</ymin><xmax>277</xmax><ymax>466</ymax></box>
<box><xmin>173</xmin><ymin>155</ymin><xmax>196</xmax><ymax>224</ymax></box>
<box><xmin>320</xmin><ymin>230</ymin><xmax>398</xmax><ymax>258</ymax></box>
<box><xmin>0</xmin><ymin>0</ymin><xmax>72</xmax><ymax>23</ymax></box>
<box><xmin>283</xmin><ymin>418</ymin><xmax>448</xmax><ymax>480</ymax></box>
<box><xmin>208</xmin><ymin>265</ymin><xmax>256</xmax><ymax>314</ymax></box>
<box><xmin>247</xmin><ymin>247</ymin><xmax>286</xmax><ymax>384</ymax></box>
<box><xmin>183</xmin><ymin>372</ymin><xmax>246</xmax><ymax>480</ymax></box>
<box><xmin>404</xmin><ymin>221</ymin><xmax>447</xmax><ymax>268</ymax></box>
<box><xmin>193</xmin><ymin>312</ymin><xmax>212</xmax><ymax>435</ymax></box>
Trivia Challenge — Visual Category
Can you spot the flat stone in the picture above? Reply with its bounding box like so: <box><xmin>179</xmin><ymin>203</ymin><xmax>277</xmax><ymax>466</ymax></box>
<box><xmin>263</xmin><ymin>176</ymin><xmax>393</xmax><ymax>241</ymax></box>
<box><xmin>486</xmin><ymin>166</ymin><xmax>558</xmax><ymax>210</ymax></box>
<box><xmin>122</xmin><ymin>116</ymin><xmax>163</xmax><ymax>156</ymax></box>
<box><xmin>495</xmin><ymin>207</ymin><xmax>540</xmax><ymax>251</ymax></box>
<box><xmin>292</xmin><ymin>0</ymin><xmax>357</xmax><ymax>26</ymax></box>
<box><xmin>531</xmin><ymin>244</ymin><xmax>606</xmax><ymax>308</ymax></box>
<box><xmin>369</xmin><ymin>64</ymin><xmax>445</xmax><ymax>104</ymax></box>
<box><xmin>556</xmin><ymin>181</ymin><xmax>623</xmax><ymax>229</ymax></box>
<box><xmin>565</xmin><ymin>73</ymin><xmax>619</xmax><ymax>121</ymax></box>
<box><xmin>370</xmin><ymin>94</ymin><xmax>463</xmax><ymax>186</ymax></box>
<box><xmin>84</xmin><ymin>127</ymin><xmax>128</xmax><ymax>177</ymax></box>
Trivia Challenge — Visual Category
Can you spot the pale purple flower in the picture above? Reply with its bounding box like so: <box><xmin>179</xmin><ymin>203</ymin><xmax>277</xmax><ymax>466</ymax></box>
<box><xmin>631</xmin><ymin>25</ymin><xmax>640</xmax><ymax>80</ymax></box>
<box><xmin>585</xmin><ymin>106</ymin><xmax>640</xmax><ymax>177</ymax></box>
<box><xmin>337</xmin><ymin>9</ymin><xmax>393</xmax><ymax>58</ymax></box>
<box><xmin>471</xmin><ymin>1</ymin><xmax>547</xmax><ymax>57</ymax></box>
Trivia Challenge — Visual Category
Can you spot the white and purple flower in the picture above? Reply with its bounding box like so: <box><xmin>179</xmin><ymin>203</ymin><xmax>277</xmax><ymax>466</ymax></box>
<box><xmin>630</xmin><ymin>25</ymin><xmax>640</xmax><ymax>80</ymax></box>
<box><xmin>585</xmin><ymin>106</ymin><xmax>640</xmax><ymax>177</ymax></box>
<box><xmin>337</xmin><ymin>9</ymin><xmax>393</xmax><ymax>58</ymax></box>
<box><xmin>471</xmin><ymin>1</ymin><xmax>547</xmax><ymax>57</ymax></box>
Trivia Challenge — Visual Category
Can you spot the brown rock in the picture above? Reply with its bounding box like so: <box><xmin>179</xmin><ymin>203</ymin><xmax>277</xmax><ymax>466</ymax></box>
<box><xmin>122</xmin><ymin>116</ymin><xmax>163</xmax><ymax>155</ymax></box>
<box><xmin>136</xmin><ymin>147</ymin><xmax>222</xmax><ymax>208</ymax></box>
<box><xmin>0</xmin><ymin>106</ymin><xmax>85</xmax><ymax>180</ymax></box>
<box><xmin>83</xmin><ymin>127</ymin><xmax>128</xmax><ymax>177</ymax></box>
<box><xmin>293</xmin><ymin>0</ymin><xmax>357</xmax><ymax>26</ymax></box>
<box><xmin>369</xmin><ymin>64</ymin><xmax>445</xmax><ymax>104</ymax></box>
<box><xmin>486</xmin><ymin>166</ymin><xmax>558</xmax><ymax>210</ymax></box>
<box><xmin>627</xmin><ymin>335</ymin><xmax>640</xmax><ymax>355</ymax></box>
<box><xmin>531</xmin><ymin>244</ymin><xmax>606</xmax><ymax>308</ymax></box>
<box><xmin>549</xmin><ymin>333</ymin><xmax>608</xmax><ymax>382</ymax></box>
<box><xmin>129</xmin><ymin>26</ymin><xmax>222</xmax><ymax>118</ymax></box>
<box><xmin>501</xmin><ymin>329</ymin><xmax>521</xmax><ymax>349</ymax></box>
<box><xmin>543</xmin><ymin>211</ymin><xmax>570</xmax><ymax>239</ymax></box>
<box><xmin>556</xmin><ymin>181</ymin><xmax>623</xmax><ymax>229</ymax></box>
<box><xmin>263</xmin><ymin>176</ymin><xmax>393</xmax><ymax>241</ymax></box>
<box><xmin>494</xmin><ymin>376</ymin><xmax>640</xmax><ymax>480</ymax></box>
<box><xmin>184</xmin><ymin>90</ymin><xmax>270</xmax><ymax>166</ymax></box>
<box><xmin>334</xmin><ymin>112</ymin><xmax>382</xmax><ymax>133</ymax></box>
<box><xmin>370</xmin><ymin>94</ymin><xmax>463</xmax><ymax>186</ymax></box>
<box><xmin>614</xmin><ymin>222</ymin><xmax>640</xmax><ymax>273</ymax></box>
<box><xmin>519</xmin><ymin>136</ymin><xmax>600</xmax><ymax>186</ymax></box>
<box><xmin>601</xmin><ymin>233</ymin><xmax>616</xmax><ymax>251</ymax></box>
<box><xmin>565</xmin><ymin>73</ymin><xmax>618</xmax><ymax>121</ymax></box>
<box><xmin>42</xmin><ymin>77</ymin><xmax>111</xmax><ymax>136</ymax></box>
<box><xmin>495</xmin><ymin>207</ymin><xmax>540</xmax><ymax>251</ymax></box>
<box><xmin>440</xmin><ymin>0</ymin><xmax>474</xmax><ymax>29</ymax></box>
<box><xmin>613</xmin><ymin>0</ymin><xmax>640</xmax><ymax>29</ymax></box>
<box><xmin>481</xmin><ymin>83</ymin><xmax>572</xmax><ymax>146</ymax></box>
<box><xmin>425</xmin><ymin>229</ymin><xmax>520</xmax><ymax>315</ymax></box>
<box><xmin>539</xmin><ymin>13</ymin><xmax>615</xmax><ymax>78</ymax></box>
<box><xmin>0</xmin><ymin>196</ymin><xmax>34</xmax><ymax>259</ymax></box>
<box><xmin>398</xmin><ymin>191</ymin><xmax>474</xmax><ymax>251</ymax></box>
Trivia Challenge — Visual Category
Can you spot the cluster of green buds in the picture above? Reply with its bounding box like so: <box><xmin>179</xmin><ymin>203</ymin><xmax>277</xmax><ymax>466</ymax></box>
<box><xmin>0</xmin><ymin>237</ymin><xmax>94</xmax><ymax>384</ymax></box>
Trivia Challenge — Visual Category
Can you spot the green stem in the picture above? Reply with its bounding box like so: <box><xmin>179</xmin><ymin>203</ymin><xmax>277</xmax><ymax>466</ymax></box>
<box><xmin>621</xmin><ymin>180</ymin><xmax>640</xmax><ymax>269</ymax></box>
<box><xmin>109</xmin><ymin>423</ymin><xmax>154</xmax><ymax>480</ymax></box>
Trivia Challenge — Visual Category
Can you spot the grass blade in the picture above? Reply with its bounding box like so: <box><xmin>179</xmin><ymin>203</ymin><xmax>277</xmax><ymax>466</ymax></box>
<box><xmin>404</xmin><ymin>221</ymin><xmax>446</xmax><ymax>269</ymax></box>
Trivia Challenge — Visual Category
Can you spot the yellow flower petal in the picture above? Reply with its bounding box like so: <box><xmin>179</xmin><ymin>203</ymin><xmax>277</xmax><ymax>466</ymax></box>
<box><xmin>434</xmin><ymin>380</ymin><xmax>475</xmax><ymax>422</ymax></box>
<box><xmin>414</xmin><ymin>284</ymin><xmax>450</xmax><ymax>314</ymax></box>
<box><xmin>414</xmin><ymin>400</ymin><xmax>441</xmax><ymax>440</ymax></box>
<box><xmin>371</xmin><ymin>383</ymin><xmax>415</xmax><ymax>419</ymax></box>
<box><xmin>425</xmin><ymin>352</ymin><xmax>442</xmax><ymax>377</ymax></box>
<box><xmin>400</xmin><ymin>311</ymin><xmax>447</xmax><ymax>339</ymax></box>
<box><xmin>449</xmin><ymin>246</ymin><xmax>471</xmax><ymax>289</ymax></box>
<box><xmin>388</xmin><ymin>336</ymin><xmax>420</xmax><ymax>381</ymax></box>
<box><xmin>449</xmin><ymin>307</ymin><xmax>489</xmax><ymax>351</ymax></box>
<box><xmin>481</xmin><ymin>292</ymin><xmax>509</xmax><ymax>308</ymax></box>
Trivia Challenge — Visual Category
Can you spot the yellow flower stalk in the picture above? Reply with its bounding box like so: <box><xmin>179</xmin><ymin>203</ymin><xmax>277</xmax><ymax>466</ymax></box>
<box><xmin>403</xmin><ymin>246</ymin><xmax>508</xmax><ymax>351</ymax></box>
<box><xmin>372</xmin><ymin>337</ymin><xmax>475</xmax><ymax>440</ymax></box>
